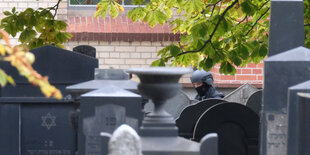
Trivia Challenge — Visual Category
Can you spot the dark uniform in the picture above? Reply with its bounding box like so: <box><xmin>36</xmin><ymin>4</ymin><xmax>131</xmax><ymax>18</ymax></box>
<box><xmin>190</xmin><ymin>70</ymin><xmax>224</xmax><ymax>101</ymax></box>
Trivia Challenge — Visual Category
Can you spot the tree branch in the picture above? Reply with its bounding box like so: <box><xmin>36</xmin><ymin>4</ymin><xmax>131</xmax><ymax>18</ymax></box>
<box><xmin>305</xmin><ymin>24</ymin><xmax>310</xmax><ymax>27</ymax></box>
<box><xmin>176</xmin><ymin>0</ymin><xmax>238</xmax><ymax>56</ymax></box>
<box><xmin>245</xmin><ymin>7</ymin><xmax>270</xmax><ymax>36</ymax></box>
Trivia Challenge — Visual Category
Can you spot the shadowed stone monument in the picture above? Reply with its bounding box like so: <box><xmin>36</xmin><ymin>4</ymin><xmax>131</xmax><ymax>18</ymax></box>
<box><xmin>262</xmin><ymin>47</ymin><xmax>310</xmax><ymax>155</ymax></box>
<box><xmin>261</xmin><ymin>0</ymin><xmax>306</xmax><ymax>154</ymax></box>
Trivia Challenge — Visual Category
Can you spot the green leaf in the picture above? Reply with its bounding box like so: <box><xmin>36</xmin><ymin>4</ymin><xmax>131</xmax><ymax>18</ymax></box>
<box><xmin>236</xmin><ymin>44</ymin><xmax>249</xmax><ymax>59</ymax></box>
<box><xmin>0</xmin><ymin>69</ymin><xmax>7</xmax><ymax>87</ymax></box>
<box><xmin>258</xmin><ymin>44</ymin><xmax>268</xmax><ymax>57</ymax></box>
<box><xmin>170</xmin><ymin>45</ymin><xmax>181</xmax><ymax>57</ymax></box>
<box><xmin>19</xmin><ymin>28</ymin><xmax>37</xmax><ymax>42</ymax></box>
<box><xmin>128</xmin><ymin>7</ymin><xmax>146</xmax><ymax>22</ymax></box>
<box><xmin>220</xmin><ymin>61</ymin><xmax>236</xmax><ymax>75</ymax></box>
<box><xmin>3</xmin><ymin>11</ymin><xmax>11</xmax><ymax>16</ymax></box>
<box><xmin>151</xmin><ymin>59</ymin><xmax>165</xmax><ymax>66</ymax></box>
<box><xmin>109</xmin><ymin>3</ymin><xmax>119</xmax><ymax>18</ymax></box>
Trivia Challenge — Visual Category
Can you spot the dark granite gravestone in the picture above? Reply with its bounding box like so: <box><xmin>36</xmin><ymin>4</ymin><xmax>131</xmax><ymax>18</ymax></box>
<box><xmin>296</xmin><ymin>93</ymin><xmax>310</xmax><ymax>155</ymax></box>
<box><xmin>246</xmin><ymin>90</ymin><xmax>263</xmax><ymax>116</ymax></box>
<box><xmin>262</xmin><ymin>47</ymin><xmax>310</xmax><ymax>155</ymax></box>
<box><xmin>78</xmin><ymin>85</ymin><xmax>143</xmax><ymax>155</ymax></box>
<box><xmin>73</xmin><ymin>45</ymin><xmax>96</xmax><ymax>58</ymax></box>
<box><xmin>144</xmin><ymin>90</ymin><xmax>191</xmax><ymax>119</ymax></box>
<box><xmin>0</xmin><ymin>97</ymin><xmax>76</xmax><ymax>155</ymax></box>
<box><xmin>193</xmin><ymin>102</ymin><xmax>259</xmax><ymax>155</ymax></box>
<box><xmin>224</xmin><ymin>83</ymin><xmax>258</xmax><ymax>105</ymax></box>
<box><xmin>0</xmin><ymin>45</ymin><xmax>98</xmax><ymax>97</ymax></box>
<box><xmin>268</xmin><ymin>0</ymin><xmax>305</xmax><ymax>57</ymax></box>
<box><xmin>286</xmin><ymin>80</ymin><xmax>310</xmax><ymax>155</ymax></box>
<box><xmin>176</xmin><ymin>99</ymin><xmax>227</xmax><ymax>139</ymax></box>
<box><xmin>0</xmin><ymin>45</ymin><xmax>98</xmax><ymax>155</ymax></box>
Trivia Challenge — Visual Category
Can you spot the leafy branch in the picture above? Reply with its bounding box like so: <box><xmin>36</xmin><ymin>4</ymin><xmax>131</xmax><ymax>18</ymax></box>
<box><xmin>245</xmin><ymin>7</ymin><xmax>270</xmax><ymax>36</ymax></box>
<box><xmin>0</xmin><ymin>29</ymin><xmax>62</xmax><ymax>99</ymax></box>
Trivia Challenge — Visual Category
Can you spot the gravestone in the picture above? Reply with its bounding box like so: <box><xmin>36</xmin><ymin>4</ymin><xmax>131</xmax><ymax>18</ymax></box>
<box><xmin>296</xmin><ymin>93</ymin><xmax>310</xmax><ymax>155</ymax></box>
<box><xmin>261</xmin><ymin>0</ymin><xmax>306</xmax><ymax>154</ymax></box>
<box><xmin>0</xmin><ymin>45</ymin><xmax>98</xmax><ymax>155</ymax></box>
<box><xmin>79</xmin><ymin>85</ymin><xmax>143</xmax><ymax>155</ymax></box>
<box><xmin>144</xmin><ymin>90</ymin><xmax>191</xmax><ymax>119</ymax></box>
<box><xmin>0</xmin><ymin>97</ymin><xmax>76</xmax><ymax>155</ymax></box>
<box><xmin>224</xmin><ymin>83</ymin><xmax>258</xmax><ymax>105</ymax></box>
<box><xmin>262</xmin><ymin>47</ymin><xmax>310</xmax><ymax>155</ymax></box>
<box><xmin>176</xmin><ymin>99</ymin><xmax>227</xmax><ymax>139</ymax></box>
<box><xmin>73</xmin><ymin>45</ymin><xmax>96</xmax><ymax>58</ymax></box>
<box><xmin>286</xmin><ymin>80</ymin><xmax>310</xmax><ymax>155</ymax></box>
<box><xmin>200</xmin><ymin>133</ymin><xmax>218</xmax><ymax>155</ymax></box>
<box><xmin>193</xmin><ymin>102</ymin><xmax>259</xmax><ymax>155</ymax></box>
<box><xmin>246</xmin><ymin>90</ymin><xmax>263</xmax><ymax>116</ymax></box>
<box><xmin>268</xmin><ymin>0</ymin><xmax>305</xmax><ymax>57</ymax></box>
<box><xmin>108</xmin><ymin>124</ymin><xmax>142</xmax><ymax>155</ymax></box>
<box><xmin>95</xmin><ymin>69</ymin><xmax>130</xmax><ymax>80</ymax></box>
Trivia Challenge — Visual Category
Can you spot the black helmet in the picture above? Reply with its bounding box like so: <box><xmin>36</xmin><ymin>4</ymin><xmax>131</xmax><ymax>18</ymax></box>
<box><xmin>190</xmin><ymin>70</ymin><xmax>214</xmax><ymax>85</ymax></box>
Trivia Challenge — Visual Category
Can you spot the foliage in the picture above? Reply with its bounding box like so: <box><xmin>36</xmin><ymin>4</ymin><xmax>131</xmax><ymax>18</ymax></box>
<box><xmin>97</xmin><ymin>0</ymin><xmax>271</xmax><ymax>74</ymax></box>
<box><xmin>95</xmin><ymin>0</ymin><xmax>125</xmax><ymax>19</ymax></box>
<box><xmin>0</xmin><ymin>30</ymin><xmax>62</xmax><ymax>99</ymax></box>
<box><xmin>0</xmin><ymin>4</ymin><xmax>72</xmax><ymax>49</ymax></box>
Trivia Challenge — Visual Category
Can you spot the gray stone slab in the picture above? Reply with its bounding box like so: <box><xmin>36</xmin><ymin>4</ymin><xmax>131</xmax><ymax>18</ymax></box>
<box><xmin>79</xmin><ymin>85</ymin><xmax>142</xmax><ymax>155</ymax></box>
<box><xmin>66</xmin><ymin>80</ymin><xmax>138</xmax><ymax>100</ymax></box>
<box><xmin>262</xmin><ymin>46</ymin><xmax>310</xmax><ymax>155</ymax></box>
<box><xmin>144</xmin><ymin>90</ymin><xmax>190</xmax><ymax>119</ymax></box>
<box><xmin>287</xmin><ymin>80</ymin><xmax>310</xmax><ymax>155</ymax></box>
<box><xmin>268</xmin><ymin>0</ymin><xmax>305</xmax><ymax>57</ymax></box>
<box><xmin>224</xmin><ymin>83</ymin><xmax>258</xmax><ymax>105</ymax></box>
<box><xmin>246</xmin><ymin>90</ymin><xmax>263</xmax><ymax>116</ymax></box>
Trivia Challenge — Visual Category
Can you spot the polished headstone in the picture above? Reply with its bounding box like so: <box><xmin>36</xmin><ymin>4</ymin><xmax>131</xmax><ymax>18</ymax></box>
<box><xmin>246</xmin><ymin>90</ymin><xmax>263</xmax><ymax>116</ymax></box>
<box><xmin>262</xmin><ymin>46</ymin><xmax>310</xmax><ymax>155</ymax></box>
<box><xmin>193</xmin><ymin>102</ymin><xmax>259</xmax><ymax>155</ymax></box>
<box><xmin>176</xmin><ymin>98</ymin><xmax>227</xmax><ymax>139</ymax></box>
<box><xmin>79</xmin><ymin>85</ymin><xmax>142</xmax><ymax>155</ymax></box>
<box><xmin>224</xmin><ymin>83</ymin><xmax>258</xmax><ymax>105</ymax></box>
<box><xmin>287</xmin><ymin>80</ymin><xmax>310</xmax><ymax>155</ymax></box>
<box><xmin>144</xmin><ymin>90</ymin><xmax>191</xmax><ymax>119</ymax></box>
<box><xmin>268</xmin><ymin>0</ymin><xmax>305</xmax><ymax>57</ymax></box>
<box><xmin>0</xmin><ymin>98</ymin><xmax>76</xmax><ymax>155</ymax></box>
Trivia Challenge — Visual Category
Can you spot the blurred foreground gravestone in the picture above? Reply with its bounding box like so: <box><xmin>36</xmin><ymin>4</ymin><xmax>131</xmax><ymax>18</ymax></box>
<box><xmin>296</xmin><ymin>93</ymin><xmax>310</xmax><ymax>155</ymax></box>
<box><xmin>108</xmin><ymin>124</ymin><xmax>142</xmax><ymax>155</ymax></box>
<box><xmin>224</xmin><ymin>83</ymin><xmax>258</xmax><ymax>105</ymax></box>
<box><xmin>176</xmin><ymin>99</ymin><xmax>227</xmax><ymax>139</ymax></box>
<box><xmin>193</xmin><ymin>102</ymin><xmax>259</xmax><ymax>155</ymax></box>
<box><xmin>0</xmin><ymin>45</ymin><xmax>98</xmax><ymax>155</ymax></box>
<box><xmin>78</xmin><ymin>85</ymin><xmax>142</xmax><ymax>155</ymax></box>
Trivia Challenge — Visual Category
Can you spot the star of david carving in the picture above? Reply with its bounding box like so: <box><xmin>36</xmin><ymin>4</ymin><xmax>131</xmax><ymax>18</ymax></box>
<box><xmin>41</xmin><ymin>113</ymin><xmax>56</xmax><ymax>130</ymax></box>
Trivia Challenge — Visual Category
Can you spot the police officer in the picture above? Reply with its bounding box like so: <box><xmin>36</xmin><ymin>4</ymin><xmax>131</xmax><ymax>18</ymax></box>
<box><xmin>190</xmin><ymin>69</ymin><xmax>224</xmax><ymax>100</ymax></box>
